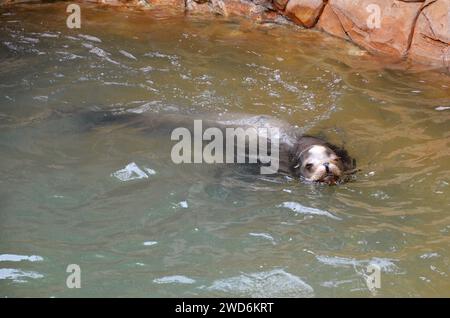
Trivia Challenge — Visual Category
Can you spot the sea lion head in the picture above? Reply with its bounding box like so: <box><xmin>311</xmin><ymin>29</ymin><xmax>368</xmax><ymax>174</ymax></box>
<box><xmin>294</xmin><ymin>144</ymin><xmax>345</xmax><ymax>185</ymax></box>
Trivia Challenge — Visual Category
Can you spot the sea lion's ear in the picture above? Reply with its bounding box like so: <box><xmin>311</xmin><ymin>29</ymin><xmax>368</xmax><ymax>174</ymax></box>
<box><xmin>325</xmin><ymin>142</ymin><xmax>356</xmax><ymax>171</ymax></box>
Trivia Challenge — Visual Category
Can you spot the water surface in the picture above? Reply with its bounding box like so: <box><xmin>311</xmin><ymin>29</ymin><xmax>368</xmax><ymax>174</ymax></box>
<box><xmin>0</xmin><ymin>3</ymin><xmax>449</xmax><ymax>297</ymax></box>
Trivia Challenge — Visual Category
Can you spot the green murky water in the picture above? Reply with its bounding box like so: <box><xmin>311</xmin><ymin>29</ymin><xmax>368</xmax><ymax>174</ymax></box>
<box><xmin>0</xmin><ymin>3</ymin><xmax>449</xmax><ymax>297</ymax></box>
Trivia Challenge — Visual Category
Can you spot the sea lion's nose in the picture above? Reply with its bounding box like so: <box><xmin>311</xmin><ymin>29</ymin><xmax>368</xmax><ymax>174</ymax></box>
<box><xmin>323</xmin><ymin>162</ymin><xmax>330</xmax><ymax>173</ymax></box>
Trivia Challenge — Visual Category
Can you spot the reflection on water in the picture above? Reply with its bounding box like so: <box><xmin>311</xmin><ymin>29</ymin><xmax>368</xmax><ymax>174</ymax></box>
<box><xmin>0</xmin><ymin>3</ymin><xmax>449</xmax><ymax>297</ymax></box>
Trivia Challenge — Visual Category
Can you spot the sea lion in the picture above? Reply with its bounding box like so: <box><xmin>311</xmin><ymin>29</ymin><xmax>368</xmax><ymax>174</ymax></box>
<box><xmin>210</xmin><ymin>114</ymin><xmax>357</xmax><ymax>184</ymax></box>
<box><xmin>80</xmin><ymin>110</ymin><xmax>357</xmax><ymax>184</ymax></box>
<box><xmin>286</xmin><ymin>136</ymin><xmax>356</xmax><ymax>185</ymax></box>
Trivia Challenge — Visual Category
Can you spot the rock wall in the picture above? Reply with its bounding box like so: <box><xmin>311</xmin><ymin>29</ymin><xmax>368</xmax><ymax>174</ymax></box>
<box><xmin>2</xmin><ymin>0</ymin><xmax>449</xmax><ymax>69</ymax></box>
<box><xmin>184</xmin><ymin>0</ymin><xmax>450</xmax><ymax>70</ymax></box>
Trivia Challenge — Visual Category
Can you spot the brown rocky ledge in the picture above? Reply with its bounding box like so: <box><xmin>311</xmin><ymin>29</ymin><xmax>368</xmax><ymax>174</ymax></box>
<box><xmin>3</xmin><ymin>0</ymin><xmax>449</xmax><ymax>70</ymax></box>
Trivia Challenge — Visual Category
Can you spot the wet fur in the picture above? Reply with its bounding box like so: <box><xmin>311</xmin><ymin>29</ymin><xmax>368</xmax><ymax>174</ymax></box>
<box><xmin>287</xmin><ymin>135</ymin><xmax>356</xmax><ymax>177</ymax></box>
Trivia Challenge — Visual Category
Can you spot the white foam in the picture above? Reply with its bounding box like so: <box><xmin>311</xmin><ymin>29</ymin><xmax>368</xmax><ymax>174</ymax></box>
<box><xmin>0</xmin><ymin>268</ymin><xmax>44</xmax><ymax>282</ymax></box>
<box><xmin>127</xmin><ymin>101</ymin><xmax>159</xmax><ymax>114</ymax></box>
<box><xmin>153</xmin><ymin>275</ymin><xmax>196</xmax><ymax>284</ymax></box>
<box><xmin>0</xmin><ymin>254</ymin><xmax>43</xmax><ymax>262</ymax></box>
<box><xmin>420</xmin><ymin>252</ymin><xmax>440</xmax><ymax>259</ymax></box>
<box><xmin>20</xmin><ymin>37</ymin><xmax>39</xmax><ymax>44</ymax></box>
<box><xmin>39</xmin><ymin>32</ymin><xmax>59</xmax><ymax>38</ymax></box>
<box><xmin>279</xmin><ymin>201</ymin><xmax>341</xmax><ymax>220</ymax></box>
<box><xmin>178</xmin><ymin>201</ymin><xmax>188</xmax><ymax>208</ymax></box>
<box><xmin>78</xmin><ymin>34</ymin><xmax>102</xmax><ymax>43</ymax></box>
<box><xmin>119</xmin><ymin>50</ymin><xmax>137</xmax><ymax>60</ymax></box>
<box><xmin>140</xmin><ymin>66</ymin><xmax>154</xmax><ymax>73</ymax></box>
<box><xmin>316</xmin><ymin>255</ymin><xmax>400</xmax><ymax>273</ymax></box>
<box><xmin>83</xmin><ymin>43</ymin><xmax>120</xmax><ymax>65</ymax></box>
<box><xmin>206</xmin><ymin>269</ymin><xmax>314</xmax><ymax>297</ymax></box>
<box><xmin>56</xmin><ymin>51</ymin><xmax>84</xmax><ymax>61</ymax></box>
<box><xmin>32</xmin><ymin>96</ymin><xmax>48</xmax><ymax>102</ymax></box>
<box><xmin>112</xmin><ymin>162</ymin><xmax>155</xmax><ymax>181</ymax></box>
<box><xmin>249</xmin><ymin>232</ymin><xmax>276</xmax><ymax>244</ymax></box>
<box><xmin>143</xmin><ymin>241</ymin><xmax>158</xmax><ymax>246</ymax></box>
<box><xmin>144</xmin><ymin>168</ymin><xmax>156</xmax><ymax>175</ymax></box>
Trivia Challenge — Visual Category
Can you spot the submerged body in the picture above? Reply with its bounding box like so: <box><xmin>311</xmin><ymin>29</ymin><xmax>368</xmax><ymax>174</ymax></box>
<box><xmin>213</xmin><ymin>113</ymin><xmax>356</xmax><ymax>184</ymax></box>
<box><xmin>81</xmin><ymin>110</ymin><xmax>356</xmax><ymax>184</ymax></box>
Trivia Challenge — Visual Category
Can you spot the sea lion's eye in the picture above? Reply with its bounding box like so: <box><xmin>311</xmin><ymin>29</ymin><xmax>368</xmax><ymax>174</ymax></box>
<box><xmin>305</xmin><ymin>163</ymin><xmax>313</xmax><ymax>170</ymax></box>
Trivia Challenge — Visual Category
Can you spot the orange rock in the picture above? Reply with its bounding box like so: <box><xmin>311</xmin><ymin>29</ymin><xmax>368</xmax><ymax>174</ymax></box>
<box><xmin>327</xmin><ymin>0</ymin><xmax>423</xmax><ymax>58</ymax></box>
<box><xmin>273</xmin><ymin>0</ymin><xmax>289</xmax><ymax>11</ymax></box>
<box><xmin>409</xmin><ymin>0</ymin><xmax>450</xmax><ymax>70</ymax></box>
<box><xmin>146</xmin><ymin>0</ymin><xmax>185</xmax><ymax>9</ymax></box>
<box><xmin>285</xmin><ymin>0</ymin><xmax>325</xmax><ymax>28</ymax></box>
<box><xmin>186</xmin><ymin>0</ymin><xmax>267</xmax><ymax>20</ymax></box>
<box><xmin>186</xmin><ymin>0</ymin><xmax>215</xmax><ymax>14</ymax></box>
<box><xmin>85</xmin><ymin>0</ymin><xmax>141</xmax><ymax>5</ymax></box>
<box><xmin>222</xmin><ymin>0</ymin><xmax>266</xmax><ymax>18</ymax></box>
<box><xmin>316</xmin><ymin>3</ymin><xmax>348</xmax><ymax>40</ymax></box>
<box><xmin>91</xmin><ymin>0</ymin><xmax>185</xmax><ymax>8</ymax></box>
